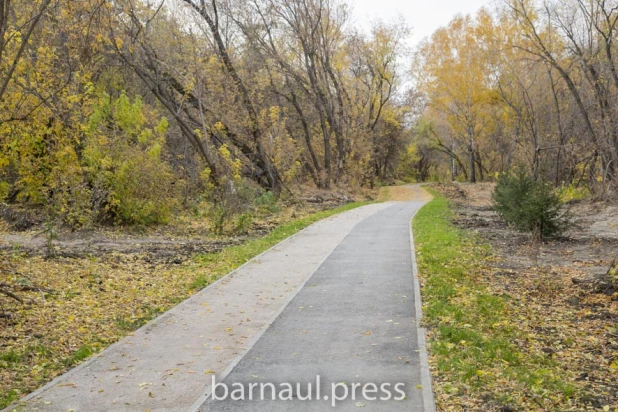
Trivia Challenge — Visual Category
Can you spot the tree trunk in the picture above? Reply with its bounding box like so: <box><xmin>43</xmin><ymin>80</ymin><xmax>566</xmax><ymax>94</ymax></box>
<box><xmin>468</xmin><ymin>127</ymin><xmax>476</xmax><ymax>183</ymax></box>
<box><xmin>185</xmin><ymin>0</ymin><xmax>281</xmax><ymax>192</ymax></box>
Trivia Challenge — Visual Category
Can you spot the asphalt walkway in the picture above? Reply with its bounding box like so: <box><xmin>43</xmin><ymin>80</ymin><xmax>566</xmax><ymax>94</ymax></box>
<box><xmin>198</xmin><ymin>201</ymin><xmax>432</xmax><ymax>411</ymax></box>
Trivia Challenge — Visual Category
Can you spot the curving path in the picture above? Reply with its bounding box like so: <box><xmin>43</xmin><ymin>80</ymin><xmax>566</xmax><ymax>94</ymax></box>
<box><xmin>6</xmin><ymin>186</ymin><xmax>434</xmax><ymax>412</ymax></box>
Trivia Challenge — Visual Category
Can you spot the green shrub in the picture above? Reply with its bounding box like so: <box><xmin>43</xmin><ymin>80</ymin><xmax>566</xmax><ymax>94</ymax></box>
<box><xmin>492</xmin><ymin>168</ymin><xmax>572</xmax><ymax>239</ymax></box>
<box><xmin>0</xmin><ymin>181</ymin><xmax>9</xmax><ymax>202</ymax></box>
<box><xmin>234</xmin><ymin>212</ymin><xmax>253</xmax><ymax>234</ymax></box>
<box><xmin>85</xmin><ymin>92</ymin><xmax>177</xmax><ymax>225</ymax></box>
<box><xmin>255</xmin><ymin>191</ymin><xmax>280</xmax><ymax>216</ymax></box>
<box><xmin>204</xmin><ymin>180</ymin><xmax>281</xmax><ymax>235</ymax></box>
<box><xmin>206</xmin><ymin>202</ymin><xmax>228</xmax><ymax>235</ymax></box>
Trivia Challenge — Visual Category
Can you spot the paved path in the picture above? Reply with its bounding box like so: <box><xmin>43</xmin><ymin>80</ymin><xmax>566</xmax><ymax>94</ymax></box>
<box><xmin>198</xmin><ymin>201</ymin><xmax>432</xmax><ymax>411</ymax></box>
<box><xmin>7</xmin><ymin>187</ymin><xmax>434</xmax><ymax>412</ymax></box>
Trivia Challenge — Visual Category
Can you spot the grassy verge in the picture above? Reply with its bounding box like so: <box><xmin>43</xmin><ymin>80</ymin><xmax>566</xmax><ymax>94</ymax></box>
<box><xmin>413</xmin><ymin>191</ymin><xmax>577</xmax><ymax>410</ymax></box>
<box><xmin>0</xmin><ymin>200</ymin><xmax>371</xmax><ymax>409</ymax></box>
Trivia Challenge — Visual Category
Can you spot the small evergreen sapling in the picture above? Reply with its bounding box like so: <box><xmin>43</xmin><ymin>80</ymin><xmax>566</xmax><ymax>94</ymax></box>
<box><xmin>492</xmin><ymin>169</ymin><xmax>572</xmax><ymax>239</ymax></box>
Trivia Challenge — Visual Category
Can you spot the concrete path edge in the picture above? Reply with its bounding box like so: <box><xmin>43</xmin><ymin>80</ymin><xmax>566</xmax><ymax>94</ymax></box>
<box><xmin>409</xmin><ymin>209</ymin><xmax>437</xmax><ymax>412</ymax></box>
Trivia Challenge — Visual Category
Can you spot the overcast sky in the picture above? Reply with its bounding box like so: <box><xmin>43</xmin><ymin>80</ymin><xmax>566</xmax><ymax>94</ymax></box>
<box><xmin>350</xmin><ymin>0</ymin><xmax>492</xmax><ymax>48</ymax></box>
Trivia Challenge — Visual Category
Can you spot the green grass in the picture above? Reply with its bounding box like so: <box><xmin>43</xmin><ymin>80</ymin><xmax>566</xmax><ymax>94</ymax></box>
<box><xmin>63</xmin><ymin>344</ymin><xmax>94</xmax><ymax>367</ymax></box>
<box><xmin>114</xmin><ymin>303</ymin><xmax>165</xmax><ymax>332</ymax></box>
<box><xmin>413</xmin><ymin>190</ymin><xmax>575</xmax><ymax>408</ymax></box>
<box><xmin>0</xmin><ymin>350</ymin><xmax>23</xmax><ymax>369</ymax></box>
<box><xmin>0</xmin><ymin>390</ymin><xmax>19</xmax><ymax>409</ymax></box>
<box><xmin>188</xmin><ymin>274</ymin><xmax>210</xmax><ymax>290</ymax></box>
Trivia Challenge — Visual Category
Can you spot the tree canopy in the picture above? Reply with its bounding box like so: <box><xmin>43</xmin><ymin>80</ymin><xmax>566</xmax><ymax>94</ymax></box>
<box><xmin>1</xmin><ymin>0</ymin><xmax>617</xmax><ymax>227</ymax></box>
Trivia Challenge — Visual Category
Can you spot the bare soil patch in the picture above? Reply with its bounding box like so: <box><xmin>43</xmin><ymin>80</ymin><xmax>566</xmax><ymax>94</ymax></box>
<box><xmin>0</xmin><ymin>193</ymin><xmax>358</xmax><ymax>261</ymax></box>
<box><xmin>437</xmin><ymin>182</ymin><xmax>618</xmax><ymax>278</ymax></box>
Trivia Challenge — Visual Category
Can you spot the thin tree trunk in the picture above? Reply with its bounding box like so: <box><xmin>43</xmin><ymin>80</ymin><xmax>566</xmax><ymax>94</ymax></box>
<box><xmin>468</xmin><ymin>127</ymin><xmax>476</xmax><ymax>183</ymax></box>
<box><xmin>185</xmin><ymin>0</ymin><xmax>281</xmax><ymax>192</ymax></box>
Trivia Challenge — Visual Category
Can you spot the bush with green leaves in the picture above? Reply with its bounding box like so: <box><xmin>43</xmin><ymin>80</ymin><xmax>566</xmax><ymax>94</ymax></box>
<box><xmin>85</xmin><ymin>92</ymin><xmax>178</xmax><ymax>225</ymax></box>
<box><xmin>255</xmin><ymin>191</ymin><xmax>280</xmax><ymax>215</ymax></box>
<box><xmin>492</xmin><ymin>169</ymin><xmax>572</xmax><ymax>239</ymax></box>
<box><xmin>204</xmin><ymin>179</ymin><xmax>281</xmax><ymax>235</ymax></box>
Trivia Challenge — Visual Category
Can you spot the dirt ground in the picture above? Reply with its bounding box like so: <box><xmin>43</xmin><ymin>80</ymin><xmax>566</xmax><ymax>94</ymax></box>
<box><xmin>437</xmin><ymin>182</ymin><xmax>618</xmax><ymax>279</ymax></box>
<box><xmin>379</xmin><ymin>183</ymin><xmax>433</xmax><ymax>202</ymax></box>
<box><xmin>434</xmin><ymin>182</ymin><xmax>618</xmax><ymax>410</ymax></box>
<box><xmin>0</xmin><ymin>193</ymin><xmax>358</xmax><ymax>261</ymax></box>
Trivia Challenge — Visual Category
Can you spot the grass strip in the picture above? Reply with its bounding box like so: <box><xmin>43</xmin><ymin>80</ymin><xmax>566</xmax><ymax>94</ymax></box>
<box><xmin>412</xmin><ymin>190</ymin><xmax>575</xmax><ymax>410</ymax></box>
